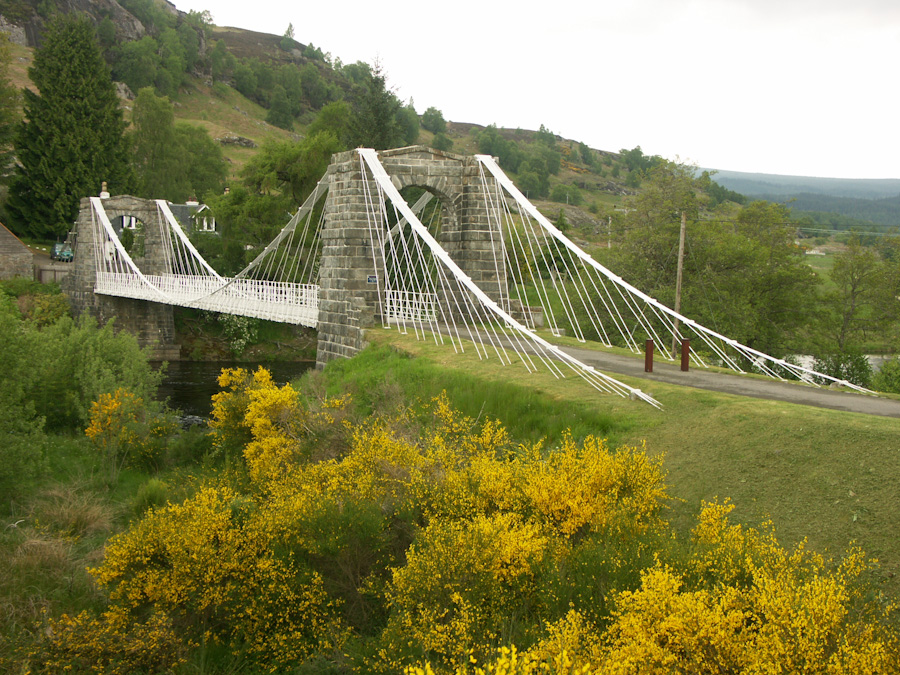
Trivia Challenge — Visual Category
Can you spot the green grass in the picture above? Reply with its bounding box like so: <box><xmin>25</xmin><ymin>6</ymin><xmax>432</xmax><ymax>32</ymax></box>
<box><xmin>805</xmin><ymin>252</ymin><xmax>835</xmax><ymax>274</ymax></box>
<box><xmin>322</xmin><ymin>329</ymin><xmax>900</xmax><ymax>596</ymax></box>
<box><xmin>805</xmin><ymin>252</ymin><xmax>838</xmax><ymax>292</ymax></box>
<box><xmin>311</xmin><ymin>337</ymin><xmax>622</xmax><ymax>443</ymax></box>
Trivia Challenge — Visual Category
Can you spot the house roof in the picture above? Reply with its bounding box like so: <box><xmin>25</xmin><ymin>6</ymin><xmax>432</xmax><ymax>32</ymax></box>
<box><xmin>167</xmin><ymin>203</ymin><xmax>199</xmax><ymax>227</ymax></box>
<box><xmin>0</xmin><ymin>222</ymin><xmax>31</xmax><ymax>257</ymax></box>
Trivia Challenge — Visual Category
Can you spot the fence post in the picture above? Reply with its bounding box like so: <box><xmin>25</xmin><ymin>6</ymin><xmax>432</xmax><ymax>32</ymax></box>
<box><xmin>681</xmin><ymin>338</ymin><xmax>690</xmax><ymax>372</ymax></box>
<box><xmin>645</xmin><ymin>339</ymin><xmax>654</xmax><ymax>373</ymax></box>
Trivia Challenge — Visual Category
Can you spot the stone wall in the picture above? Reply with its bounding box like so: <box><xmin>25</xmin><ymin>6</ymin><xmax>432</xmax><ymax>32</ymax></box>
<box><xmin>0</xmin><ymin>249</ymin><xmax>31</xmax><ymax>279</ymax></box>
<box><xmin>0</xmin><ymin>222</ymin><xmax>33</xmax><ymax>280</ymax></box>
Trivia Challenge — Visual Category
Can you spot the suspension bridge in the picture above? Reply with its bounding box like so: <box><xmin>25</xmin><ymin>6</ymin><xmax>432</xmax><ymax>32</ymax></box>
<box><xmin>63</xmin><ymin>145</ymin><xmax>872</xmax><ymax>408</ymax></box>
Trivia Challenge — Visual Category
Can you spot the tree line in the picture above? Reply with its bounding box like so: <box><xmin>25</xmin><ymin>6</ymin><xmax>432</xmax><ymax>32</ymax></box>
<box><xmin>601</xmin><ymin>157</ymin><xmax>900</xmax><ymax>388</ymax></box>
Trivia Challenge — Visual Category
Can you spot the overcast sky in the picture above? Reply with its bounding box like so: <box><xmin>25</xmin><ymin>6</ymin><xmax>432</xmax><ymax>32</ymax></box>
<box><xmin>173</xmin><ymin>0</ymin><xmax>900</xmax><ymax>180</ymax></box>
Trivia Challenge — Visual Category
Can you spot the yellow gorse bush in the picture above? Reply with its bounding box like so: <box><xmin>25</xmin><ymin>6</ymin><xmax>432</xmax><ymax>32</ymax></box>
<box><xmin>520</xmin><ymin>435</ymin><xmax>666</xmax><ymax>538</ymax></box>
<box><xmin>44</xmin><ymin>371</ymin><xmax>899</xmax><ymax>673</ymax></box>
<box><xmin>29</xmin><ymin>607</ymin><xmax>186</xmax><ymax>674</ymax></box>
<box><xmin>209</xmin><ymin>366</ymin><xmax>351</xmax><ymax>479</ymax></box>
<box><xmin>85</xmin><ymin>387</ymin><xmax>176</xmax><ymax>478</ymax></box>
<box><xmin>596</xmin><ymin>501</ymin><xmax>899</xmax><ymax>674</ymax></box>
<box><xmin>91</xmin><ymin>484</ymin><xmax>345</xmax><ymax>668</ymax></box>
<box><xmin>384</xmin><ymin>512</ymin><xmax>550</xmax><ymax>669</ymax></box>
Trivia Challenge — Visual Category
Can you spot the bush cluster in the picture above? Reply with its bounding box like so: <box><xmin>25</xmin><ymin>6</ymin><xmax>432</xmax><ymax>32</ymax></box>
<box><xmin>24</xmin><ymin>367</ymin><xmax>900</xmax><ymax>672</ymax></box>
<box><xmin>0</xmin><ymin>288</ymin><xmax>162</xmax><ymax>497</ymax></box>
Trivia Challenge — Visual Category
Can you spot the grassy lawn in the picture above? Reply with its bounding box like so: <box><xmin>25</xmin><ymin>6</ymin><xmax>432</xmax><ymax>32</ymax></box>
<box><xmin>328</xmin><ymin>328</ymin><xmax>900</xmax><ymax>596</ymax></box>
<box><xmin>805</xmin><ymin>251</ymin><xmax>835</xmax><ymax>274</ymax></box>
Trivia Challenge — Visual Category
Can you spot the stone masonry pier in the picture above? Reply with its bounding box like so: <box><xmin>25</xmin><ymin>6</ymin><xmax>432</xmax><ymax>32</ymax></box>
<box><xmin>314</xmin><ymin>146</ymin><xmax>507</xmax><ymax>368</ymax></box>
<box><xmin>63</xmin><ymin>194</ymin><xmax>180</xmax><ymax>360</ymax></box>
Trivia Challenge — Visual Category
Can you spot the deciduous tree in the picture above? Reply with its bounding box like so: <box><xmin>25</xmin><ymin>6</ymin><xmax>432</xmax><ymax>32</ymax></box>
<box><xmin>397</xmin><ymin>100</ymin><xmax>419</xmax><ymax>145</ymax></box>
<box><xmin>421</xmin><ymin>106</ymin><xmax>446</xmax><ymax>134</ymax></box>
<box><xmin>609</xmin><ymin>163</ymin><xmax>817</xmax><ymax>354</ymax></box>
<box><xmin>241</xmin><ymin>132</ymin><xmax>342</xmax><ymax>205</ymax></box>
<box><xmin>128</xmin><ymin>87</ymin><xmax>226</xmax><ymax>203</ymax></box>
<box><xmin>821</xmin><ymin>235</ymin><xmax>892</xmax><ymax>352</ymax></box>
<box><xmin>307</xmin><ymin>100</ymin><xmax>352</xmax><ymax>148</ymax></box>
<box><xmin>266</xmin><ymin>85</ymin><xmax>294</xmax><ymax>130</ymax></box>
<box><xmin>173</xmin><ymin>121</ymin><xmax>227</xmax><ymax>201</ymax></box>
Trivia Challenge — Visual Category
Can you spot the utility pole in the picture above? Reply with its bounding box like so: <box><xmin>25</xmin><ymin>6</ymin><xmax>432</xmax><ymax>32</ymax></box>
<box><xmin>671</xmin><ymin>211</ymin><xmax>686</xmax><ymax>358</ymax></box>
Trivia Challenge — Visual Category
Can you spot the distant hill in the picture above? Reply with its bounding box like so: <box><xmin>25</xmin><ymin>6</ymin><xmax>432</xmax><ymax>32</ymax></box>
<box><xmin>708</xmin><ymin>170</ymin><xmax>900</xmax><ymax>228</ymax></box>
<box><xmin>707</xmin><ymin>170</ymin><xmax>900</xmax><ymax>200</ymax></box>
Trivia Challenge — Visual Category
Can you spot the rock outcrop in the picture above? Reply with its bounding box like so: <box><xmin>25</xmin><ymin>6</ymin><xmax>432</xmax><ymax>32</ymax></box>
<box><xmin>1</xmin><ymin>0</ymin><xmax>147</xmax><ymax>48</ymax></box>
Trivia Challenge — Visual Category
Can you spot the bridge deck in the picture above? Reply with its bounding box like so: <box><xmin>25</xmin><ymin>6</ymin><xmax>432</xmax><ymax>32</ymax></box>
<box><xmin>95</xmin><ymin>272</ymin><xmax>319</xmax><ymax>326</ymax></box>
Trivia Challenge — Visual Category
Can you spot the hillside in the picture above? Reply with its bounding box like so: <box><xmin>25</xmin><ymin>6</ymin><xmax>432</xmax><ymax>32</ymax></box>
<box><xmin>709</xmin><ymin>170</ymin><xmax>900</xmax><ymax>200</ymax></box>
<box><xmin>1</xmin><ymin>0</ymin><xmax>896</xmax><ymax>231</ymax></box>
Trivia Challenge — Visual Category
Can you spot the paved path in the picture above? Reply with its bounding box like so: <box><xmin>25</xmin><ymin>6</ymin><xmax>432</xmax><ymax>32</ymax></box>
<box><xmin>559</xmin><ymin>344</ymin><xmax>900</xmax><ymax>418</ymax></box>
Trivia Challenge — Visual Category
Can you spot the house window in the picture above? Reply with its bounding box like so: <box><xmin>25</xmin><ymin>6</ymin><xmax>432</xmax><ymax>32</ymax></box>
<box><xmin>191</xmin><ymin>205</ymin><xmax>217</xmax><ymax>233</ymax></box>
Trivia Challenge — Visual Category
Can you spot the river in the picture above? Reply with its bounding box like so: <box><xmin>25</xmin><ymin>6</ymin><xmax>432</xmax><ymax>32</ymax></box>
<box><xmin>154</xmin><ymin>361</ymin><xmax>315</xmax><ymax>418</ymax></box>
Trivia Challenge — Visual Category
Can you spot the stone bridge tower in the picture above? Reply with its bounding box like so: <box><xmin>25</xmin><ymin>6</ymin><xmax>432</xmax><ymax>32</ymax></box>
<box><xmin>63</xmin><ymin>194</ymin><xmax>180</xmax><ymax>360</ymax></box>
<box><xmin>316</xmin><ymin>146</ymin><xmax>507</xmax><ymax>368</ymax></box>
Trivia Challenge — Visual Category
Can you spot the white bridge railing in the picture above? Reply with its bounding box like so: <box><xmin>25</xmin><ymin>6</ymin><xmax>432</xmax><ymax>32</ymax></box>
<box><xmin>95</xmin><ymin>271</ymin><xmax>319</xmax><ymax>326</ymax></box>
<box><xmin>385</xmin><ymin>289</ymin><xmax>438</xmax><ymax>323</ymax></box>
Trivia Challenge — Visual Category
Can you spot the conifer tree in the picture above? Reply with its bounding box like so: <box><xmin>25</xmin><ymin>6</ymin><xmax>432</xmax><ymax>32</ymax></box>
<box><xmin>7</xmin><ymin>14</ymin><xmax>132</xmax><ymax>239</ymax></box>
<box><xmin>348</xmin><ymin>62</ymin><xmax>403</xmax><ymax>150</ymax></box>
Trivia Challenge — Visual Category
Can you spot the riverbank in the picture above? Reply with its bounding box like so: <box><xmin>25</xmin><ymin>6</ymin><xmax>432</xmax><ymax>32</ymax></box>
<box><xmin>154</xmin><ymin>360</ymin><xmax>315</xmax><ymax>417</ymax></box>
<box><xmin>173</xmin><ymin>308</ymin><xmax>317</xmax><ymax>362</ymax></box>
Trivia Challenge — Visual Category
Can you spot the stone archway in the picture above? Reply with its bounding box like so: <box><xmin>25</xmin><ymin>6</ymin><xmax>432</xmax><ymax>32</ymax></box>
<box><xmin>63</xmin><ymin>195</ymin><xmax>179</xmax><ymax>359</ymax></box>
<box><xmin>316</xmin><ymin>146</ymin><xmax>508</xmax><ymax>367</ymax></box>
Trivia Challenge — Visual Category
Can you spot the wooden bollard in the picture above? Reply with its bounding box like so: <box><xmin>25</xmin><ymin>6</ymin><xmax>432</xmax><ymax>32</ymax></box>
<box><xmin>680</xmin><ymin>338</ymin><xmax>690</xmax><ymax>372</ymax></box>
<box><xmin>645</xmin><ymin>339</ymin><xmax>654</xmax><ymax>373</ymax></box>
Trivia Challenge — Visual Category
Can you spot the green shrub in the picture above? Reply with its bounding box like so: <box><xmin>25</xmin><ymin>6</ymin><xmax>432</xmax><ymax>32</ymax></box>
<box><xmin>550</xmin><ymin>182</ymin><xmax>582</xmax><ymax>205</ymax></box>
<box><xmin>219</xmin><ymin>313</ymin><xmax>260</xmax><ymax>356</ymax></box>
<box><xmin>812</xmin><ymin>352</ymin><xmax>873</xmax><ymax>388</ymax></box>
<box><xmin>873</xmin><ymin>356</ymin><xmax>900</xmax><ymax>393</ymax></box>
<box><xmin>432</xmin><ymin>132</ymin><xmax>452</xmax><ymax>152</ymax></box>
<box><xmin>133</xmin><ymin>479</ymin><xmax>170</xmax><ymax>516</ymax></box>
<box><xmin>0</xmin><ymin>426</ymin><xmax>47</xmax><ymax>505</ymax></box>
<box><xmin>165</xmin><ymin>424</ymin><xmax>214</xmax><ymax>466</ymax></box>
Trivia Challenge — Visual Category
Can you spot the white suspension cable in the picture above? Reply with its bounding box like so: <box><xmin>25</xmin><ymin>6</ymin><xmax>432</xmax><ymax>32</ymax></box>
<box><xmin>358</xmin><ymin>148</ymin><xmax>661</xmax><ymax>407</ymax></box>
<box><xmin>475</xmin><ymin>154</ymin><xmax>872</xmax><ymax>394</ymax></box>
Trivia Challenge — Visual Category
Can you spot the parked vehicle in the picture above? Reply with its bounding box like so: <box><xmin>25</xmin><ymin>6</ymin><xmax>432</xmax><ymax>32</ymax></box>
<box><xmin>50</xmin><ymin>242</ymin><xmax>73</xmax><ymax>262</ymax></box>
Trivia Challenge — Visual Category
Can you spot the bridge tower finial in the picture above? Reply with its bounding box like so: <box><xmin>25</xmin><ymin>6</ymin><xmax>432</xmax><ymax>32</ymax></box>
<box><xmin>100</xmin><ymin>181</ymin><xmax>109</xmax><ymax>199</ymax></box>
